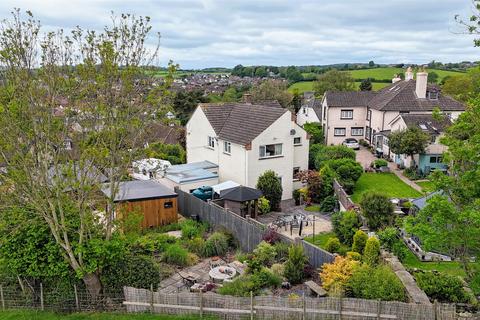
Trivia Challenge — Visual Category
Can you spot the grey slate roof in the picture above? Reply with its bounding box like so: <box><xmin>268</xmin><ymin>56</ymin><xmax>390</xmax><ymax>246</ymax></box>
<box><xmin>325</xmin><ymin>80</ymin><xmax>465</xmax><ymax>112</ymax></box>
<box><xmin>200</xmin><ymin>102</ymin><xmax>288</xmax><ymax>145</ymax></box>
<box><xmin>220</xmin><ymin>186</ymin><xmax>263</xmax><ymax>202</ymax></box>
<box><xmin>398</xmin><ymin>114</ymin><xmax>452</xmax><ymax>134</ymax></box>
<box><xmin>101</xmin><ymin>180</ymin><xmax>177</xmax><ymax>202</ymax></box>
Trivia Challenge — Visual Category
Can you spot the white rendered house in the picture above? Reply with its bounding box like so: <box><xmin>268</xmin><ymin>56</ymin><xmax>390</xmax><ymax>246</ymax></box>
<box><xmin>296</xmin><ymin>91</ymin><xmax>322</xmax><ymax>126</ymax></box>
<box><xmin>186</xmin><ymin>101</ymin><xmax>309</xmax><ymax>200</ymax></box>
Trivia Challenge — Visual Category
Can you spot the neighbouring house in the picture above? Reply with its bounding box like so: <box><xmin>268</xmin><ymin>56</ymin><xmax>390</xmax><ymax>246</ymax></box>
<box><xmin>101</xmin><ymin>180</ymin><xmax>178</xmax><ymax>229</ymax></box>
<box><xmin>143</xmin><ymin>123</ymin><xmax>185</xmax><ymax>148</ymax></box>
<box><xmin>296</xmin><ymin>92</ymin><xmax>322</xmax><ymax>126</ymax></box>
<box><xmin>186</xmin><ymin>100</ymin><xmax>309</xmax><ymax>200</ymax></box>
<box><xmin>319</xmin><ymin>68</ymin><xmax>465</xmax><ymax>146</ymax></box>
<box><xmin>375</xmin><ymin>114</ymin><xmax>452</xmax><ymax>173</ymax></box>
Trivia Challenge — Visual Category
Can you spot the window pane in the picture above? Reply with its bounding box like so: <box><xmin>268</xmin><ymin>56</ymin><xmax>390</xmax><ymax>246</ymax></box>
<box><xmin>259</xmin><ymin>146</ymin><xmax>265</xmax><ymax>157</ymax></box>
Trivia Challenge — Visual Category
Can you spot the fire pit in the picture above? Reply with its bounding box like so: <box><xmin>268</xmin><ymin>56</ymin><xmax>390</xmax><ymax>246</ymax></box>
<box><xmin>208</xmin><ymin>266</ymin><xmax>236</xmax><ymax>283</ymax></box>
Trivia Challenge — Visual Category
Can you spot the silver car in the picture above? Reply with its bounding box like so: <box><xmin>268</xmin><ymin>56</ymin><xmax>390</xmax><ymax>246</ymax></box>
<box><xmin>342</xmin><ymin>138</ymin><xmax>360</xmax><ymax>150</ymax></box>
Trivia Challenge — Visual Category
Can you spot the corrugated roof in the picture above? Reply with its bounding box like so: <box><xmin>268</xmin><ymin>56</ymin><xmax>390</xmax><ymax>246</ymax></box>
<box><xmin>200</xmin><ymin>102</ymin><xmax>288</xmax><ymax>145</ymax></box>
<box><xmin>101</xmin><ymin>180</ymin><xmax>177</xmax><ymax>202</ymax></box>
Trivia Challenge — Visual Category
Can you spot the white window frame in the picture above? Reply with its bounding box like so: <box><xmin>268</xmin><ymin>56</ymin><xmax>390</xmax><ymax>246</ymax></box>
<box><xmin>351</xmin><ymin>127</ymin><xmax>364</xmax><ymax>136</ymax></box>
<box><xmin>223</xmin><ymin>141</ymin><xmax>231</xmax><ymax>154</ymax></box>
<box><xmin>366</xmin><ymin>109</ymin><xmax>371</xmax><ymax>121</ymax></box>
<box><xmin>207</xmin><ymin>136</ymin><xmax>215</xmax><ymax>149</ymax></box>
<box><xmin>259</xmin><ymin>143</ymin><xmax>283</xmax><ymax>159</ymax></box>
<box><xmin>293</xmin><ymin>137</ymin><xmax>302</xmax><ymax>145</ymax></box>
<box><xmin>334</xmin><ymin>128</ymin><xmax>346</xmax><ymax>136</ymax></box>
<box><xmin>340</xmin><ymin>109</ymin><xmax>353</xmax><ymax>120</ymax></box>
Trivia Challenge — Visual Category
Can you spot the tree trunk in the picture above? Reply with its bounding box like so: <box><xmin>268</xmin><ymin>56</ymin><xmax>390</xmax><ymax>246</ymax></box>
<box><xmin>83</xmin><ymin>273</ymin><xmax>102</xmax><ymax>298</ymax></box>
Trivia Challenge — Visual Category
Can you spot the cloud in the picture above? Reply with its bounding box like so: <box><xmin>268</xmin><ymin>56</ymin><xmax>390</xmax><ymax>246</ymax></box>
<box><xmin>0</xmin><ymin>0</ymin><xmax>477</xmax><ymax>68</ymax></box>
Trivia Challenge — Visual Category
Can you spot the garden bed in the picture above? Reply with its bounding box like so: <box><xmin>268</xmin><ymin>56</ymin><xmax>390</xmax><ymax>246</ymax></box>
<box><xmin>351</xmin><ymin>173</ymin><xmax>422</xmax><ymax>203</ymax></box>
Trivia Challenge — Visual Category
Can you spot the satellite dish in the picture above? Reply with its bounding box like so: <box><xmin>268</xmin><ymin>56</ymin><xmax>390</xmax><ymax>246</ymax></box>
<box><xmin>290</xmin><ymin>129</ymin><xmax>296</xmax><ymax>135</ymax></box>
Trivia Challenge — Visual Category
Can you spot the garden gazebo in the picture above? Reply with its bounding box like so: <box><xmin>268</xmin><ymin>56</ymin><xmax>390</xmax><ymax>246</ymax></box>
<box><xmin>220</xmin><ymin>186</ymin><xmax>263</xmax><ymax>218</ymax></box>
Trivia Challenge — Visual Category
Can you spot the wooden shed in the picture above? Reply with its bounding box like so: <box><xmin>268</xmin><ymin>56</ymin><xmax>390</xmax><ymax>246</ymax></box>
<box><xmin>102</xmin><ymin>180</ymin><xmax>178</xmax><ymax>229</ymax></box>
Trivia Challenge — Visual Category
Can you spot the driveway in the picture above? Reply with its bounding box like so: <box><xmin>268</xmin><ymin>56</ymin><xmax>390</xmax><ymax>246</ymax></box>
<box><xmin>355</xmin><ymin>147</ymin><xmax>422</xmax><ymax>192</ymax></box>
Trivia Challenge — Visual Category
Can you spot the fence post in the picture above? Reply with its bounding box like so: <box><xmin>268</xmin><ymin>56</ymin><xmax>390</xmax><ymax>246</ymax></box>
<box><xmin>433</xmin><ymin>299</ymin><xmax>438</xmax><ymax>320</ymax></box>
<box><xmin>0</xmin><ymin>285</ymin><xmax>4</xmax><ymax>311</ymax></box>
<box><xmin>338</xmin><ymin>296</ymin><xmax>343</xmax><ymax>320</ymax></box>
<box><xmin>376</xmin><ymin>299</ymin><xmax>381</xmax><ymax>320</ymax></box>
<box><xmin>40</xmin><ymin>283</ymin><xmax>44</xmax><ymax>311</ymax></box>
<box><xmin>302</xmin><ymin>292</ymin><xmax>306</xmax><ymax>320</ymax></box>
<box><xmin>150</xmin><ymin>284</ymin><xmax>154</xmax><ymax>314</ymax></box>
<box><xmin>74</xmin><ymin>284</ymin><xmax>79</xmax><ymax>311</ymax></box>
<box><xmin>250</xmin><ymin>291</ymin><xmax>254</xmax><ymax>320</ymax></box>
<box><xmin>199</xmin><ymin>290</ymin><xmax>203</xmax><ymax>319</ymax></box>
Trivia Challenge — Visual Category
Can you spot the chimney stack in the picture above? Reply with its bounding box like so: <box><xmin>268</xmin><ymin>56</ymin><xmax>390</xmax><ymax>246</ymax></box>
<box><xmin>392</xmin><ymin>74</ymin><xmax>402</xmax><ymax>83</ymax></box>
<box><xmin>242</xmin><ymin>93</ymin><xmax>252</xmax><ymax>104</ymax></box>
<box><xmin>405</xmin><ymin>66</ymin><xmax>414</xmax><ymax>81</ymax></box>
<box><xmin>416</xmin><ymin>69</ymin><xmax>428</xmax><ymax>99</ymax></box>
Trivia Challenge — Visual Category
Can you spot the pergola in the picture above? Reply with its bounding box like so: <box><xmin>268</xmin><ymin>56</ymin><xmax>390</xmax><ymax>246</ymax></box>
<box><xmin>220</xmin><ymin>186</ymin><xmax>263</xmax><ymax>218</ymax></box>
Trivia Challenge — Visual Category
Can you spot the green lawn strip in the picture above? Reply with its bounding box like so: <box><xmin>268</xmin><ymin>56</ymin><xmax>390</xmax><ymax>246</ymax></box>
<box><xmin>351</xmin><ymin>173</ymin><xmax>422</xmax><ymax>203</ymax></box>
<box><xmin>347</xmin><ymin>67</ymin><xmax>463</xmax><ymax>82</ymax></box>
<box><xmin>304</xmin><ymin>232</ymin><xmax>349</xmax><ymax>253</ymax></box>
<box><xmin>0</xmin><ymin>311</ymin><xmax>217</xmax><ymax>320</ymax></box>
<box><xmin>305</xmin><ymin>205</ymin><xmax>320</xmax><ymax>212</ymax></box>
<box><xmin>415</xmin><ymin>180</ymin><xmax>435</xmax><ymax>193</ymax></box>
<box><xmin>288</xmin><ymin>80</ymin><xmax>389</xmax><ymax>94</ymax></box>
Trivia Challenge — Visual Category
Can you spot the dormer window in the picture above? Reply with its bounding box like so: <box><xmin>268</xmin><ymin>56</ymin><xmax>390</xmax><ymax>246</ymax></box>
<box><xmin>428</xmin><ymin>91</ymin><xmax>439</xmax><ymax>100</ymax></box>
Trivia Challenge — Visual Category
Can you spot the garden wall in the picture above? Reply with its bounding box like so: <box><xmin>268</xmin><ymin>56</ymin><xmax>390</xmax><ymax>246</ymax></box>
<box><xmin>334</xmin><ymin>179</ymin><xmax>355</xmax><ymax>210</ymax></box>
<box><xmin>175</xmin><ymin>188</ymin><xmax>334</xmax><ymax>268</ymax></box>
<box><xmin>124</xmin><ymin>286</ymin><xmax>457</xmax><ymax>320</ymax></box>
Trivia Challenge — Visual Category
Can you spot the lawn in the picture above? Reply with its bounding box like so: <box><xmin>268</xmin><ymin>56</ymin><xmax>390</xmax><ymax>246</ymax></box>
<box><xmin>347</xmin><ymin>67</ymin><xmax>464</xmax><ymax>82</ymax></box>
<box><xmin>0</xmin><ymin>311</ymin><xmax>217</xmax><ymax>320</ymax></box>
<box><xmin>304</xmin><ymin>231</ymin><xmax>349</xmax><ymax>253</ymax></box>
<box><xmin>351</xmin><ymin>173</ymin><xmax>422</xmax><ymax>203</ymax></box>
<box><xmin>288</xmin><ymin>81</ymin><xmax>389</xmax><ymax>94</ymax></box>
<box><xmin>305</xmin><ymin>205</ymin><xmax>320</xmax><ymax>212</ymax></box>
<box><xmin>415</xmin><ymin>180</ymin><xmax>435</xmax><ymax>193</ymax></box>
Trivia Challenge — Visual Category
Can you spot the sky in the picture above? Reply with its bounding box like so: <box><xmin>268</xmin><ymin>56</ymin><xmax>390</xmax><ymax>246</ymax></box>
<box><xmin>0</xmin><ymin>0</ymin><xmax>478</xmax><ymax>69</ymax></box>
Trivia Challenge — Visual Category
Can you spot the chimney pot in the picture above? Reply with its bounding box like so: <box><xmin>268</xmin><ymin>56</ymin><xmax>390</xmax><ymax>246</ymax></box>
<box><xmin>405</xmin><ymin>67</ymin><xmax>414</xmax><ymax>81</ymax></box>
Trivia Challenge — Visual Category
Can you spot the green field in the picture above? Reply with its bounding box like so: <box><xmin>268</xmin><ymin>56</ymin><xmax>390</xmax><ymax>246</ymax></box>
<box><xmin>0</xmin><ymin>311</ymin><xmax>217</xmax><ymax>320</ymax></box>
<box><xmin>351</xmin><ymin>173</ymin><xmax>422</xmax><ymax>203</ymax></box>
<box><xmin>288</xmin><ymin>81</ymin><xmax>389</xmax><ymax>93</ymax></box>
<box><xmin>348</xmin><ymin>67</ymin><xmax>463</xmax><ymax>81</ymax></box>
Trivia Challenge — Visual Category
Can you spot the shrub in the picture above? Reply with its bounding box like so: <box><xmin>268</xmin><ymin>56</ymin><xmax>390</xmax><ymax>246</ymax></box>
<box><xmin>181</xmin><ymin>219</ymin><xmax>206</xmax><ymax>240</ymax></box>
<box><xmin>131</xmin><ymin>233</ymin><xmax>177</xmax><ymax>255</ymax></box>
<box><xmin>346</xmin><ymin>251</ymin><xmax>362</xmax><ymax>261</ymax></box>
<box><xmin>293</xmin><ymin>189</ymin><xmax>301</xmax><ymax>205</ymax></box>
<box><xmin>325</xmin><ymin>237</ymin><xmax>342</xmax><ymax>254</ymax></box>
<box><xmin>324</xmin><ymin>158</ymin><xmax>363</xmax><ymax>193</ymax></box>
<box><xmin>377</xmin><ymin>227</ymin><xmax>399</xmax><ymax>251</ymax></box>
<box><xmin>320</xmin><ymin>256</ymin><xmax>359</xmax><ymax>295</ymax></box>
<box><xmin>309</xmin><ymin>144</ymin><xmax>324</xmax><ymax>169</ymax></box>
<box><xmin>162</xmin><ymin>243</ymin><xmax>189</xmax><ymax>266</ymax></box>
<box><xmin>315</xmin><ymin>145</ymin><xmax>356</xmax><ymax>169</ymax></box>
<box><xmin>331</xmin><ymin>210</ymin><xmax>361</xmax><ymax>246</ymax></box>
<box><xmin>102</xmin><ymin>255</ymin><xmax>161</xmax><ymax>293</ymax></box>
<box><xmin>363</xmin><ymin>237</ymin><xmax>381</xmax><ymax>266</ymax></box>
<box><xmin>284</xmin><ymin>245</ymin><xmax>308</xmax><ymax>284</ymax></box>
<box><xmin>262</xmin><ymin>227</ymin><xmax>280</xmax><ymax>244</ymax></box>
<box><xmin>273</xmin><ymin>242</ymin><xmax>290</xmax><ymax>262</ymax></box>
<box><xmin>320</xmin><ymin>195</ymin><xmax>337</xmax><ymax>212</ymax></box>
<box><xmin>360</xmin><ymin>191</ymin><xmax>394</xmax><ymax>230</ymax></box>
<box><xmin>253</xmin><ymin>241</ymin><xmax>277</xmax><ymax>266</ymax></box>
<box><xmin>251</xmin><ymin>268</ymin><xmax>282</xmax><ymax>289</ymax></box>
<box><xmin>270</xmin><ymin>263</ymin><xmax>285</xmax><ymax>278</ymax></box>
<box><xmin>256</xmin><ymin>170</ymin><xmax>283</xmax><ymax>211</ymax></box>
<box><xmin>414</xmin><ymin>272</ymin><xmax>470</xmax><ymax>303</ymax></box>
<box><xmin>351</xmin><ymin>230</ymin><xmax>368</xmax><ymax>254</ymax></box>
<box><xmin>217</xmin><ymin>275</ymin><xmax>256</xmax><ymax>296</ymax></box>
<box><xmin>257</xmin><ymin>196</ymin><xmax>271</xmax><ymax>214</ymax></box>
<box><xmin>203</xmin><ymin>232</ymin><xmax>229</xmax><ymax>257</ymax></box>
<box><xmin>235</xmin><ymin>250</ymin><xmax>248</xmax><ymax>263</ymax></box>
<box><xmin>185</xmin><ymin>237</ymin><xmax>205</xmax><ymax>257</ymax></box>
<box><xmin>403</xmin><ymin>167</ymin><xmax>424</xmax><ymax>180</ymax></box>
<box><xmin>392</xmin><ymin>241</ymin><xmax>409</xmax><ymax>262</ymax></box>
<box><xmin>347</xmin><ymin>265</ymin><xmax>406</xmax><ymax>301</ymax></box>
<box><xmin>371</xmin><ymin>159</ymin><xmax>388</xmax><ymax>168</ymax></box>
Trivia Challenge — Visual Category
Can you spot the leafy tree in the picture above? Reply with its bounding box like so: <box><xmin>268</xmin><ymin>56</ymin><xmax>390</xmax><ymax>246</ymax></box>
<box><xmin>324</xmin><ymin>158</ymin><xmax>363</xmax><ymax>193</ymax></box>
<box><xmin>0</xmin><ymin>10</ymin><xmax>165</xmax><ymax>295</ymax></box>
<box><xmin>414</xmin><ymin>271</ymin><xmax>470</xmax><ymax>303</ymax></box>
<box><xmin>315</xmin><ymin>145</ymin><xmax>356</xmax><ymax>169</ymax></box>
<box><xmin>314</xmin><ymin>69</ymin><xmax>355</xmax><ymax>96</ymax></box>
<box><xmin>145</xmin><ymin>142</ymin><xmax>186</xmax><ymax>164</ymax></box>
<box><xmin>285</xmin><ymin>66</ymin><xmax>303</xmax><ymax>82</ymax></box>
<box><xmin>256</xmin><ymin>170</ymin><xmax>283</xmax><ymax>211</ymax></box>
<box><xmin>249</xmin><ymin>79</ymin><xmax>292</xmax><ymax>108</ymax></box>
<box><xmin>254</xmin><ymin>66</ymin><xmax>268</xmax><ymax>78</ymax></box>
<box><xmin>222</xmin><ymin>87</ymin><xmax>238</xmax><ymax>102</ymax></box>
<box><xmin>308</xmin><ymin>143</ymin><xmax>323</xmax><ymax>169</ymax></box>
<box><xmin>427</xmin><ymin>71</ymin><xmax>439</xmax><ymax>84</ymax></box>
<box><xmin>388</xmin><ymin>127</ymin><xmax>430</xmax><ymax>167</ymax></box>
<box><xmin>359</xmin><ymin>78</ymin><xmax>372</xmax><ymax>91</ymax></box>
<box><xmin>442</xmin><ymin>68</ymin><xmax>480</xmax><ymax>103</ymax></box>
<box><xmin>331</xmin><ymin>210</ymin><xmax>361</xmax><ymax>246</ymax></box>
<box><xmin>291</xmin><ymin>88</ymin><xmax>302</xmax><ymax>114</ymax></box>
<box><xmin>303</xmin><ymin>122</ymin><xmax>324</xmax><ymax>144</ymax></box>
<box><xmin>351</xmin><ymin>230</ymin><xmax>368</xmax><ymax>254</ymax></box>
<box><xmin>173</xmin><ymin>90</ymin><xmax>208</xmax><ymax>124</ymax></box>
<box><xmin>368</xmin><ymin>60</ymin><xmax>375</xmax><ymax>67</ymax></box>
<box><xmin>360</xmin><ymin>192</ymin><xmax>394</xmax><ymax>230</ymax></box>
<box><xmin>363</xmin><ymin>237</ymin><xmax>381</xmax><ymax>266</ymax></box>
<box><xmin>283</xmin><ymin>245</ymin><xmax>308</xmax><ymax>284</ymax></box>
<box><xmin>377</xmin><ymin>227</ymin><xmax>399</xmax><ymax>252</ymax></box>
<box><xmin>455</xmin><ymin>2</ymin><xmax>480</xmax><ymax>47</ymax></box>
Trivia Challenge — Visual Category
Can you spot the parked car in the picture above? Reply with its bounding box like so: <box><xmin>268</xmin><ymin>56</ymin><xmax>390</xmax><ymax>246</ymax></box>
<box><xmin>342</xmin><ymin>138</ymin><xmax>360</xmax><ymax>150</ymax></box>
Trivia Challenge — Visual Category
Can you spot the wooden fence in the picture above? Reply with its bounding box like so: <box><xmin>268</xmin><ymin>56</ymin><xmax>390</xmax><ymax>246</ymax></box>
<box><xmin>175</xmin><ymin>188</ymin><xmax>334</xmax><ymax>268</ymax></box>
<box><xmin>123</xmin><ymin>286</ymin><xmax>457</xmax><ymax>320</ymax></box>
